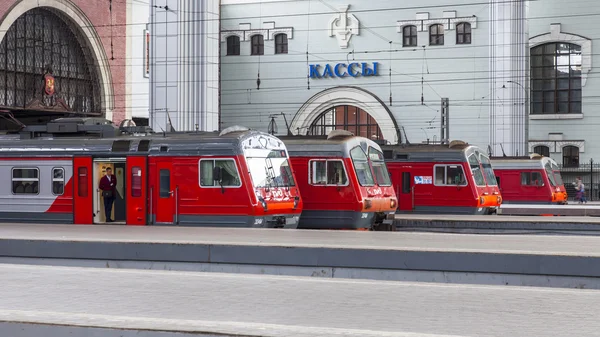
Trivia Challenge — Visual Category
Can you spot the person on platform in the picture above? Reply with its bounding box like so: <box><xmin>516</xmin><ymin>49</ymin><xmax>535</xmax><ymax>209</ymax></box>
<box><xmin>99</xmin><ymin>167</ymin><xmax>117</xmax><ymax>222</ymax></box>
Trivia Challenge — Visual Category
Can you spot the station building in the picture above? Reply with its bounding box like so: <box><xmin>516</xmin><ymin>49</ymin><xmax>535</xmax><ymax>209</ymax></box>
<box><xmin>0</xmin><ymin>0</ymin><xmax>144</xmax><ymax>129</ymax></box>
<box><xmin>219</xmin><ymin>0</ymin><xmax>529</xmax><ymax>157</ymax></box>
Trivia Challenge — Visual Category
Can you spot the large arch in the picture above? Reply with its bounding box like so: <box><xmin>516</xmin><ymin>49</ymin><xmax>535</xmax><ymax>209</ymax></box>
<box><xmin>290</xmin><ymin>86</ymin><xmax>401</xmax><ymax>144</ymax></box>
<box><xmin>0</xmin><ymin>0</ymin><xmax>114</xmax><ymax>120</ymax></box>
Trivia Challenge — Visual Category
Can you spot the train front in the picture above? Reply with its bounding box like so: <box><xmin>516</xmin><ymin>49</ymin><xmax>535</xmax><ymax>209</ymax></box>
<box><xmin>351</xmin><ymin>143</ymin><xmax>398</xmax><ymax>231</ymax></box>
<box><xmin>465</xmin><ymin>148</ymin><xmax>502</xmax><ymax>214</ymax></box>
<box><xmin>543</xmin><ymin>157</ymin><xmax>568</xmax><ymax>204</ymax></box>
<box><xmin>241</xmin><ymin>133</ymin><xmax>303</xmax><ymax>228</ymax></box>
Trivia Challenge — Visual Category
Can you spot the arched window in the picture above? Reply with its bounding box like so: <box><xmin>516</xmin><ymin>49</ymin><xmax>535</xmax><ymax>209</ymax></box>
<box><xmin>226</xmin><ymin>35</ymin><xmax>240</xmax><ymax>56</ymax></box>
<box><xmin>309</xmin><ymin>105</ymin><xmax>384</xmax><ymax>140</ymax></box>
<box><xmin>251</xmin><ymin>35</ymin><xmax>264</xmax><ymax>55</ymax></box>
<box><xmin>456</xmin><ymin>22</ymin><xmax>471</xmax><ymax>44</ymax></box>
<box><xmin>402</xmin><ymin>25</ymin><xmax>417</xmax><ymax>47</ymax></box>
<box><xmin>0</xmin><ymin>8</ymin><xmax>100</xmax><ymax>115</ymax></box>
<box><xmin>562</xmin><ymin>145</ymin><xmax>579</xmax><ymax>167</ymax></box>
<box><xmin>531</xmin><ymin>43</ymin><xmax>582</xmax><ymax>114</ymax></box>
<box><xmin>429</xmin><ymin>24</ymin><xmax>444</xmax><ymax>45</ymax></box>
<box><xmin>533</xmin><ymin>145</ymin><xmax>550</xmax><ymax>157</ymax></box>
<box><xmin>275</xmin><ymin>33</ymin><xmax>288</xmax><ymax>54</ymax></box>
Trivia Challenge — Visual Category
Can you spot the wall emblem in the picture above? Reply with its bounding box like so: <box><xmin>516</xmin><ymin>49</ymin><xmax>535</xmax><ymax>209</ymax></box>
<box><xmin>25</xmin><ymin>65</ymin><xmax>71</xmax><ymax>112</ymax></box>
<box><xmin>44</xmin><ymin>73</ymin><xmax>55</xmax><ymax>96</ymax></box>
<box><xmin>328</xmin><ymin>5</ymin><xmax>359</xmax><ymax>49</ymax></box>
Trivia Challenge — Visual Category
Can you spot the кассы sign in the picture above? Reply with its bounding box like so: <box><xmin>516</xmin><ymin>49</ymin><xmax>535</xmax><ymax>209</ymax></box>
<box><xmin>309</xmin><ymin>62</ymin><xmax>379</xmax><ymax>79</ymax></box>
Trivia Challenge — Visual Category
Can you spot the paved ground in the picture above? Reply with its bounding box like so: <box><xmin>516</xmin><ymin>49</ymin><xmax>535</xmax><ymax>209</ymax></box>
<box><xmin>1</xmin><ymin>223</ymin><xmax>600</xmax><ymax>256</ymax></box>
<box><xmin>0</xmin><ymin>263</ymin><xmax>599</xmax><ymax>337</ymax></box>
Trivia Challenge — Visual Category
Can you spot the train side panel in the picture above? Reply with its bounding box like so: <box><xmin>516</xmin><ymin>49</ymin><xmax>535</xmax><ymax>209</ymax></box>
<box><xmin>496</xmin><ymin>168</ymin><xmax>558</xmax><ymax>204</ymax></box>
<box><xmin>289</xmin><ymin>156</ymin><xmax>364</xmax><ymax>229</ymax></box>
<box><xmin>387</xmin><ymin>161</ymin><xmax>486</xmax><ymax>214</ymax></box>
<box><xmin>0</xmin><ymin>158</ymin><xmax>74</xmax><ymax>224</ymax></box>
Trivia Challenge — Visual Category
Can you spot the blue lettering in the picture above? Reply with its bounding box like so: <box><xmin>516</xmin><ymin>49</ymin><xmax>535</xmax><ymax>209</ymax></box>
<box><xmin>372</xmin><ymin>62</ymin><xmax>379</xmax><ymax>76</ymax></box>
<box><xmin>348</xmin><ymin>63</ymin><xmax>360</xmax><ymax>77</ymax></box>
<box><xmin>309</xmin><ymin>64</ymin><xmax>321</xmax><ymax>78</ymax></box>
<box><xmin>323</xmin><ymin>64</ymin><xmax>334</xmax><ymax>78</ymax></box>
<box><xmin>362</xmin><ymin>63</ymin><xmax>373</xmax><ymax>76</ymax></box>
<box><xmin>334</xmin><ymin>63</ymin><xmax>347</xmax><ymax>77</ymax></box>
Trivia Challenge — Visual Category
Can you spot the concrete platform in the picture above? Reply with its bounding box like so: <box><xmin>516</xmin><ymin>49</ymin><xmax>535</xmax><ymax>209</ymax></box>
<box><xmin>1</xmin><ymin>263</ymin><xmax>600</xmax><ymax>337</ymax></box>
<box><xmin>2</xmin><ymin>223</ymin><xmax>600</xmax><ymax>288</ymax></box>
<box><xmin>499</xmin><ymin>203</ymin><xmax>600</xmax><ymax>216</ymax></box>
<box><xmin>394</xmin><ymin>213</ymin><xmax>600</xmax><ymax>233</ymax></box>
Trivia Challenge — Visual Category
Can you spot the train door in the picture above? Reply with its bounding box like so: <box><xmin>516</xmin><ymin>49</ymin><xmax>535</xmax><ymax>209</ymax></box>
<box><xmin>92</xmin><ymin>158</ymin><xmax>127</xmax><ymax>224</ymax></box>
<box><xmin>155</xmin><ymin>161</ymin><xmax>175</xmax><ymax>224</ymax></box>
<box><xmin>73</xmin><ymin>156</ymin><xmax>93</xmax><ymax>224</ymax></box>
<box><xmin>126</xmin><ymin>156</ymin><xmax>147</xmax><ymax>225</ymax></box>
<box><xmin>397</xmin><ymin>171</ymin><xmax>413</xmax><ymax>211</ymax></box>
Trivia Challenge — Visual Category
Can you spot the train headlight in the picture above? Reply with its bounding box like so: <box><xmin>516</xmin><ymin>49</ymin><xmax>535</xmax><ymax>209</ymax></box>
<box><xmin>258</xmin><ymin>196</ymin><xmax>268</xmax><ymax>212</ymax></box>
<box><xmin>497</xmin><ymin>196</ymin><xmax>502</xmax><ymax>204</ymax></box>
<box><xmin>479</xmin><ymin>196</ymin><xmax>485</xmax><ymax>205</ymax></box>
<box><xmin>364</xmin><ymin>199</ymin><xmax>373</xmax><ymax>209</ymax></box>
<box><xmin>293</xmin><ymin>196</ymin><xmax>300</xmax><ymax>209</ymax></box>
<box><xmin>390</xmin><ymin>198</ymin><xmax>397</xmax><ymax>209</ymax></box>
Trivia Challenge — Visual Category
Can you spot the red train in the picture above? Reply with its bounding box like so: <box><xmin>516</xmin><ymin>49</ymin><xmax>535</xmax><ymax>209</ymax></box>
<box><xmin>491</xmin><ymin>154</ymin><xmax>567</xmax><ymax>204</ymax></box>
<box><xmin>382</xmin><ymin>141</ymin><xmax>502</xmax><ymax>215</ymax></box>
<box><xmin>280</xmin><ymin>130</ymin><xmax>398</xmax><ymax>231</ymax></box>
<box><xmin>0</xmin><ymin>118</ymin><xmax>302</xmax><ymax>227</ymax></box>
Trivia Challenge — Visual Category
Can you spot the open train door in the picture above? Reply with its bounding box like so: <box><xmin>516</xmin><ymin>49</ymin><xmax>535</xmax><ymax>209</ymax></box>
<box><xmin>126</xmin><ymin>156</ymin><xmax>148</xmax><ymax>225</ymax></box>
<box><xmin>73</xmin><ymin>156</ymin><xmax>93</xmax><ymax>224</ymax></box>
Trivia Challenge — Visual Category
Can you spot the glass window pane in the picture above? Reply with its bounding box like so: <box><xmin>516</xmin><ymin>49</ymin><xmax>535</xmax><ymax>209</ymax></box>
<box><xmin>542</xmin><ymin>54</ymin><xmax>555</xmax><ymax>66</ymax></box>
<box><xmin>435</xmin><ymin>166</ymin><xmax>445</xmax><ymax>185</ymax></box>
<box><xmin>531</xmin><ymin>102</ymin><xmax>543</xmax><ymax>114</ymax></box>
<box><xmin>447</xmin><ymin>166</ymin><xmax>466</xmax><ymax>185</ymax></box>
<box><xmin>159</xmin><ymin>169</ymin><xmax>170</xmax><ymax>198</ymax></box>
<box><xmin>544</xmin><ymin>44</ymin><xmax>556</xmax><ymax>54</ymax></box>
<box><xmin>53</xmin><ymin>168</ymin><xmax>64</xmax><ymax>179</ymax></box>
<box><xmin>215</xmin><ymin>160</ymin><xmax>240</xmax><ymax>186</ymax></box>
<box><xmin>542</xmin><ymin>67</ymin><xmax>555</xmax><ymax>78</ymax></box>
<box><xmin>557</xmin><ymin>78</ymin><xmax>569</xmax><ymax>89</ymax></box>
<box><xmin>78</xmin><ymin>167</ymin><xmax>88</xmax><ymax>197</ymax></box>
<box><xmin>557</xmin><ymin>90</ymin><xmax>569</xmax><ymax>102</ymax></box>
<box><xmin>531</xmin><ymin>55</ymin><xmax>543</xmax><ymax>67</ymax></box>
<box><xmin>571</xmin><ymin>78</ymin><xmax>582</xmax><ymax>89</ymax></box>
<box><xmin>544</xmin><ymin>102</ymin><xmax>555</xmax><ymax>113</ymax></box>
<box><xmin>571</xmin><ymin>89</ymin><xmax>582</xmax><ymax>102</ymax></box>
<box><xmin>543</xmin><ymin>91</ymin><xmax>554</xmax><ymax>101</ymax></box>
<box><xmin>131</xmin><ymin>167</ymin><xmax>142</xmax><ymax>197</ymax></box>
<box><xmin>327</xmin><ymin>161</ymin><xmax>348</xmax><ymax>185</ymax></box>
<box><xmin>532</xmin><ymin>90</ymin><xmax>543</xmax><ymax>102</ymax></box>
<box><xmin>543</xmin><ymin>79</ymin><xmax>555</xmax><ymax>90</ymax></box>
<box><xmin>532</xmin><ymin>67</ymin><xmax>543</xmax><ymax>79</ymax></box>
<box><xmin>570</xmin><ymin>102</ymin><xmax>582</xmax><ymax>113</ymax></box>
<box><xmin>558</xmin><ymin>102</ymin><xmax>569</xmax><ymax>113</ymax></box>
<box><xmin>200</xmin><ymin>160</ymin><xmax>214</xmax><ymax>186</ymax></box>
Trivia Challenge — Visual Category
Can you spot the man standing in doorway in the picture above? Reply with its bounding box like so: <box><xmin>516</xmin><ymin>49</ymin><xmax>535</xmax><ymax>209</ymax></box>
<box><xmin>99</xmin><ymin>167</ymin><xmax>117</xmax><ymax>222</ymax></box>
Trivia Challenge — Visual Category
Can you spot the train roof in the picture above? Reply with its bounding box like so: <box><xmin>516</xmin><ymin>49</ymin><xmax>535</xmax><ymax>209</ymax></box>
<box><xmin>279</xmin><ymin>131</ymin><xmax>385</xmax><ymax>158</ymax></box>
<box><xmin>381</xmin><ymin>141</ymin><xmax>485</xmax><ymax>163</ymax></box>
<box><xmin>491</xmin><ymin>155</ymin><xmax>558</xmax><ymax>170</ymax></box>
<box><xmin>0</xmin><ymin>118</ymin><xmax>286</xmax><ymax>157</ymax></box>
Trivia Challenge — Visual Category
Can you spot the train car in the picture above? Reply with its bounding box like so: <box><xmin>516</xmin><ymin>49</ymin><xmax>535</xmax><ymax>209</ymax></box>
<box><xmin>280</xmin><ymin>130</ymin><xmax>398</xmax><ymax>231</ymax></box>
<box><xmin>381</xmin><ymin>140</ymin><xmax>502</xmax><ymax>215</ymax></box>
<box><xmin>0</xmin><ymin>117</ymin><xmax>302</xmax><ymax>227</ymax></box>
<box><xmin>491</xmin><ymin>154</ymin><xmax>567</xmax><ymax>204</ymax></box>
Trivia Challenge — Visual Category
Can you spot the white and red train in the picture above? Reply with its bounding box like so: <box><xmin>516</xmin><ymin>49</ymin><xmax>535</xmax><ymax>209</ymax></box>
<box><xmin>0</xmin><ymin>118</ymin><xmax>302</xmax><ymax>227</ymax></box>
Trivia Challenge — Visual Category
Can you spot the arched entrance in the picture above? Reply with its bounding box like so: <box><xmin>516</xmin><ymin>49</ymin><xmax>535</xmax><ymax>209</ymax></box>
<box><xmin>0</xmin><ymin>0</ymin><xmax>112</xmax><ymax>130</ymax></box>
<box><xmin>308</xmin><ymin>105</ymin><xmax>384</xmax><ymax>140</ymax></box>
<box><xmin>290</xmin><ymin>86</ymin><xmax>400</xmax><ymax>144</ymax></box>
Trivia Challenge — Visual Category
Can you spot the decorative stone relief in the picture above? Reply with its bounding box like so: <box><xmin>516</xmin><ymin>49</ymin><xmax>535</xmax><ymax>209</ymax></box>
<box><xmin>328</xmin><ymin>4</ymin><xmax>359</xmax><ymax>49</ymax></box>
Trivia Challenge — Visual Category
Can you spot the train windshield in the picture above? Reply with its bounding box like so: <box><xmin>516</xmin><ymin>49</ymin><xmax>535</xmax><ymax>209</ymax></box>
<box><xmin>246</xmin><ymin>149</ymin><xmax>296</xmax><ymax>188</ymax></box>
<box><xmin>478</xmin><ymin>154</ymin><xmax>498</xmax><ymax>186</ymax></box>
<box><xmin>368</xmin><ymin>147</ymin><xmax>392</xmax><ymax>186</ymax></box>
<box><xmin>545</xmin><ymin>161</ymin><xmax>563</xmax><ymax>186</ymax></box>
<box><xmin>467</xmin><ymin>153</ymin><xmax>486</xmax><ymax>186</ymax></box>
<box><xmin>350</xmin><ymin>146</ymin><xmax>375</xmax><ymax>186</ymax></box>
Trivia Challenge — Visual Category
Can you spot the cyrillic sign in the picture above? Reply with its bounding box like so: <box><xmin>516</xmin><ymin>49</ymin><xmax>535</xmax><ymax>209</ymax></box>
<box><xmin>309</xmin><ymin>62</ymin><xmax>379</xmax><ymax>78</ymax></box>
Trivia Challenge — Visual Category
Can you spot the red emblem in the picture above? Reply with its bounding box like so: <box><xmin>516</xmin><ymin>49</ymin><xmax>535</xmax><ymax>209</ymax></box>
<box><xmin>44</xmin><ymin>74</ymin><xmax>55</xmax><ymax>96</ymax></box>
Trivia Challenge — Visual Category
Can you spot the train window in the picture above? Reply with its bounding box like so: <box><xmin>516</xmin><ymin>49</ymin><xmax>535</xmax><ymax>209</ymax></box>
<box><xmin>12</xmin><ymin>168</ymin><xmax>39</xmax><ymax>195</ymax></box>
<box><xmin>521</xmin><ymin>172</ymin><xmax>544</xmax><ymax>186</ymax></box>
<box><xmin>309</xmin><ymin>160</ymin><xmax>348</xmax><ymax>186</ymax></box>
<box><xmin>402</xmin><ymin>172</ymin><xmax>411</xmax><ymax>193</ymax></box>
<box><xmin>369</xmin><ymin>147</ymin><xmax>392</xmax><ymax>186</ymax></box>
<box><xmin>78</xmin><ymin>167</ymin><xmax>88</xmax><ymax>197</ymax></box>
<box><xmin>52</xmin><ymin>168</ymin><xmax>65</xmax><ymax>195</ymax></box>
<box><xmin>350</xmin><ymin>147</ymin><xmax>375</xmax><ymax>186</ymax></box>
<box><xmin>159</xmin><ymin>169</ymin><xmax>171</xmax><ymax>198</ymax></box>
<box><xmin>199</xmin><ymin>159</ymin><xmax>241</xmax><ymax>187</ymax></box>
<box><xmin>131</xmin><ymin>167</ymin><xmax>142</xmax><ymax>197</ymax></box>
<box><xmin>467</xmin><ymin>154</ymin><xmax>486</xmax><ymax>186</ymax></box>
<box><xmin>434</xmin><ymin>165</ymin><xmax>467</xmax><ymax>186</ymax></box>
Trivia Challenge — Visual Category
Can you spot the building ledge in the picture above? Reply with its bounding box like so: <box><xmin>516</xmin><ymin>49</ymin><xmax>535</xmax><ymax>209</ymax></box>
<box><xmin>530</xmin><ymin>114</ymin><xmax>583</xmax><ymax>120</ymax></box>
